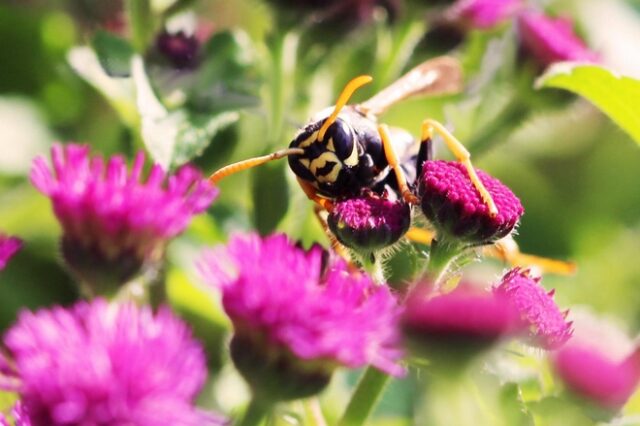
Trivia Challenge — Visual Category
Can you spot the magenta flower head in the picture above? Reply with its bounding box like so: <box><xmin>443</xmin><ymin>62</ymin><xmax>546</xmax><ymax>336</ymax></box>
<box><xmin>446</xmin><ymin>0</ymin><xmax>524</xmax><ymax>30</ymax></box>
<box><xmin>156</xmin><ymin>30</ymin><xmax>200</xmax><ymax>70</ymax></box>
<box><xmin>30</xmin><ymin>143</ymin><xmax>217</xmax><ymax>294</ymax></box>
<box><xmin>200</xmin><ymin>233</ymin><xmax>403</xmax><ymax>402</ymax></box>
<box><xmin>553</xmin><ymin>344</ymin><xmax>640</xmax><ymax>413</ymax></box>
<box><xmin>1</xmin><ymin>299</ymin><xmax>220</xmax><ymax>426</ymax></box>
<box><xmin>494</xmin><ymin>268</ymin><xmax>572</xmax><ymax>350</ymax></box>
<box><xmin>517</xmin><ymin>11</ymin><xmax>599</xmax><ymax>67</ymax></box>
<box><xmin>402</xmin><ymin>285</ymin><xmax>522</xmax><ymax>370</ymax></box>
<box><xmin>418</xmin><ymin>160</ymin><xmax>524</xmax><ymax>245</ymax></box>
<box><xmin>0</xmin><ymin>234</ymin><xmax>22</xmax><ymax>271</ymax></box>
<box><xmin>328</xmin><ymin>191</ymin><xmax>411</xmax><ymax>255</ymax></box>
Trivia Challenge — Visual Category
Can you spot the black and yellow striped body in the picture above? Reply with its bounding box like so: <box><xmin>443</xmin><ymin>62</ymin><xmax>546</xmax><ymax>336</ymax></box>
<box><xmin>288</xmin><ymin>107</ymin><xmax>429</xmax><ymax>199</ymax></box>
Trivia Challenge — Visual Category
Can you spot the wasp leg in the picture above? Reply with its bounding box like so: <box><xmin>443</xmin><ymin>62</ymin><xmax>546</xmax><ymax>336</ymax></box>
<box><xmin>378</xmin><ymin>124</ymin><xmax>420</xmax><ymax>205</ymax></box>
<box><xmin>485</xmin><ymin>236</ymin><xmax>577</xmax><ymax>276</ymax></box>
<box><xmin>405</xmin><ymin>228</ymin><xmax>577</xmax><ymax>276</ymax></box>
<box><xmin>312</xmin><ymin>205</ymin><xmax>356</xmax><ymax>270</ymax></box>
<box><xmin>420</xmin><ymin>119</ymin><xmax>498</xmax><ymax>216</ymax></box>
<box><xmin>297</xmin><ymin>178</ymin><xmax>334</xmax><ymax>213</ymax></box>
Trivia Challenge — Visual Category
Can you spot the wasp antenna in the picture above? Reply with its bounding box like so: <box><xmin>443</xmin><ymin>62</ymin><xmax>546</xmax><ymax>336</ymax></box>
<box><xmin>318</xmin><ymin>75</ymin><xmax>373</xmax><ymax>141</ymax></box>
<box><xmin>209</xmin><ymin>148</ymin><xmax>304</xmax><ymax>184</ymax></box>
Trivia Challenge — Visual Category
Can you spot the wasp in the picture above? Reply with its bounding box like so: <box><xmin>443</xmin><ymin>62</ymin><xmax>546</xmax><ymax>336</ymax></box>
<box><xmin>209</xmin><ymin>57</ymin><xmax>575</xmax><ymax>275</ymax></box>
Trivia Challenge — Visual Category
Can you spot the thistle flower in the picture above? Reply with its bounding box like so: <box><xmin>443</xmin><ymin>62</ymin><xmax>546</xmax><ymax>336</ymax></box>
<box><xmin>418</xmin><ymin>160</ymin><xmax>524</xmax><ymax>245</ymax></box>
<box><xmin>328</xmin><ymin>191</ymin><xmax>410</xmax><ymax>254</ymax></box>
<box><xmin>517</xmin><ymin>12</ymin><xmax>599</xmax><ymax>66</ymax></box>
<box><xmin>402</xmin><ymin>285</ymin><xmax>522</xmax><ymax>369</ymax></box>
<box><xmin>0</xmin><ymin>234</ymin><xmax>21</xmax><ymax>271</ymax></box>
<box><xmin>446</xmin><ymin>0</ymin><xmax>524</xmax><ymax>29</ymax></box>
<box><xmin>494</xmin><ymin>268</ymin><xmax>572</xmax><ymax>349</ymax></box>
<box><xmin>200</xmin><ymin>233</ymin><xmax>403</xmax><ymax>401</ymax></box>
<box><xmin>156</xmin><ymin>30</ymin><xmax>200</xmax><ymax>70</ymax></box>
<box><xmin>3</xmin><ymin>299</ymin><xmax>218</xmax><ymax>426</ymax></box>
<box><xmin>553</xmin><ymin>345</ymin><xmax>640</xmax><ymax>411</ymax></box>
<box><xmin>30</xmin><ymin>144</ymin><xmax>217</xmax><ymax>293</ymax></box>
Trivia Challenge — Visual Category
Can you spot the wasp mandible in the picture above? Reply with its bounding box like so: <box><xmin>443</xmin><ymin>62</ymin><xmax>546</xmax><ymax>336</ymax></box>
<box><xmin>210</xmin><ymin>56</ymin><xmax>496</xmax><ymax>216</ymax></box>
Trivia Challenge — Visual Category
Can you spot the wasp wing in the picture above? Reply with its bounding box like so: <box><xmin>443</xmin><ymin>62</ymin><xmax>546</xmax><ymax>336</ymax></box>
<box><xmin>358</xmin><ymin>56</ymin><xmax>463</xmax><ymax>117</ymax></box>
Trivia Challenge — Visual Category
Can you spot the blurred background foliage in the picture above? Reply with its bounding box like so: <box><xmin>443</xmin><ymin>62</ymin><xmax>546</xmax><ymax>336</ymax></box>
<box><xmin>1</xmin><ymin>0</ymin><xmax>640</xmax><ymax>424</ymax></box>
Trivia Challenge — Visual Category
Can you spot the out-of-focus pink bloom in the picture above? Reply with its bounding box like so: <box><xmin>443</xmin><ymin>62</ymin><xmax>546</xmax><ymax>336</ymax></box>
<box><xmin>517</xmin><ymin>12</ymin><xmax>599</xmax><ymax>66</ymax></box>
<box><xmin>30</xmin><ymin>144</ymin><xmax>217</xmax><ymax>288</ymax></box>
<box><xmin>328</xmin><ymin>191</ymin><xmax>410</xmax><ymax>253</ymax></box>
<box><xmin>0</xmin><ymin>234</ymin><xmax>21</xmax><ymax>271</ymax></box>
<box><xmin>494</xmin><ymin>268</ymin><xmax>572</xmax><ymax>349</ymax></box>
<box><xmin>156</xmin><ymin>31</ymin><xmax>201</xmax><ymax>70</ymax></box>
<box><xmin>3</xmin><ymin>300</ymin><xmax>220</xmax><ymax>426</ymax></box>
<box><xmin>447</xmin><ymin>0</ymin><xmax>524</xmax><ymax>29</ymax></box>
<box><xmin>200</xmin><ymin>233</ymin><xmax>404</xmax><ymax>377</ymax></box>
<box><xmin>554</xmin><ymin>345</ymin><xmax>640</xmax><ymax>410</ymax></box>
<box><xmin>418</xmin><ymin>160</ymin><xmax>524</xmax><ymax>245</ymax></box>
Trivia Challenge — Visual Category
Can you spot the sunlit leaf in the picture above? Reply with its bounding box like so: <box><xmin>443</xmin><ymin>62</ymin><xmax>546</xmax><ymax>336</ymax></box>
<box><xmin>92</xmin><ymin>30</ymin><xmax>134</xmax><ymax>77</ymax></box>
<box><xmin>536</xmin><ymin>63</ymin><xmax>640</xmax><ymax>145</ymax></box>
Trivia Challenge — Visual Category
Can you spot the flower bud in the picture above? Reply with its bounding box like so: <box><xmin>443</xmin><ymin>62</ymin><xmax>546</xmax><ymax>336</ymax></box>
<box><xmin>418</xmin><ymin>160</ymin><xmax>524</xmax><ymax>245</ymax></box>
<box><xmin>328</xmin><ymin>191</ymin><xmax>410</xmax><ymax>254</ymax></box>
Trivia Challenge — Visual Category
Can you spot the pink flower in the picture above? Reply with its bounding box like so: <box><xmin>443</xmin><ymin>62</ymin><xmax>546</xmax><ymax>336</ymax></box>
<box><xmin>447</xmin><ymin>0</ymin><xmax>524</xmax><ymax>29</ymax></box>
<box><xmin>328</xmin><ymin>191</ymin><xmax>410</xmax><ymax>253</ymax></box>
<box><xmin>31</xmin><ymin>144</ymin><xmax>217</xmax><ymax>290</ymax></box>
<box><xmin>418</xmin><ymin>160</ymin><xmax>524</xmax><ymax>245</ymax></box>
<box><xmin>517</xmin><ymin>11</ymin><xmax>599</xmax><ymax>66</ymax></box>
<box><xmin>554</xmin><ymin>345</ymin><xmax>640</xmax><ymax>410</ymax></box>
<box><xmin>3</xmin><ymin>300</ymin><xmax>220</xmax><ymax>426</ymax></box>
<box><xmin>200</xmin><ymin>233</ymin><xmax>403</xmax><ymax>377</ymax></box>
<box><xmin>494</xmin><ymin>268</ymin><xmax>572</xmax><ymax>349</ymax></box>
<box><xmin>0</xmin><ymin>234</ymin><xmax>21</xmax><ymax>271</ymax></box>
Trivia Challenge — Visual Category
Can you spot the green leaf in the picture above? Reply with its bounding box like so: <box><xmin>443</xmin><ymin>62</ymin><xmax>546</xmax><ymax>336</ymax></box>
<box><xmin>535</xmin><ymin>63</ymin><xmax>640</xmax><ymax>145</ymax></box>
<box><xmin>92</xmin><ymin>31</ymin><xmax>134</xmax><ymax>77</ymax></box>
<box><xmin>171</xmin><ymin>111</ymin><xmax>240</xmax><ymax>168</ymax></box>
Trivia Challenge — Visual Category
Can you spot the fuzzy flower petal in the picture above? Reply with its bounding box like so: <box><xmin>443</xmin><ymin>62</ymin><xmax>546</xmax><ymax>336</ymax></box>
<box><xmin>494</xmin><ymin>268</ymin><xmax>572</xmax><ymax>349</ymax></box>
<box><xmin>0</xmin><ymin>234</ymin><xmax>22</xmax><ymax>271</ymax></box>
<box><xmin>419</xmin><ymin>160</ymin><xmax>524</xmax><ymax>244</ymax></box>
<box><xmin>200</xmin><ymin>233</ymin><xmax>403</xmax><ymax>377</ymax></box>
<box><xmin>517</xmin><ymin>12</ymin><xmax>599</xmax><ymax>66</ymax></box>
<box><xmin>4</xmin><ymin>300</ymin><xmax>217</xmax><ymax>426</ymax></box>
<box><xmin>554</xmin><ymin>345</ymin><xmax>640</xmax><ymax>410</ymax></box>
<box><xmin>447</xmin><ymin>0</ymin><xmax>524</xmax><ymax>29</ymax></box>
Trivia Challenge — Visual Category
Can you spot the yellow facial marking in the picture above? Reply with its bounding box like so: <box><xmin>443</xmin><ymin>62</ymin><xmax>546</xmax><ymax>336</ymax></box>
<box><xmin>343</xmin><ymin>142</ymin><xmax>358</xmax><ymax>167</ymax></box>
<box><xmin>310</xmin><ymin>152</ymin><xmax>339</xmax><ymax>175</ymax></box>
<box><xmin>317</xmin><ymin>163</ymin><xmax>341</xmax><ymax>183</ymax></box>
<box><xmin>298</xmin><ymin>131</ymin><xmax>319</xmax><ymax>149</ymax></box>
<box><xmin>327</xmin><ymin>137</ymin><xmax>335</xmax><ymax>152</ymax></box>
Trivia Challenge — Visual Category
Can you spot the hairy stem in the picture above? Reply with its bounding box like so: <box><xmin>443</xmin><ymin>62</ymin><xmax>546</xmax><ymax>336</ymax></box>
<box><xmin>337</xmin><ymin>366</ymin><xmax>391</xmax><ymax>426</ymax></box>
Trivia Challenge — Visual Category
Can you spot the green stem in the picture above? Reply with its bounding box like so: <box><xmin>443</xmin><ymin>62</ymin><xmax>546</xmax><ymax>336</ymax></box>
<box><xmin>126</xmin><ymin>0</ymin><xmax>153</xmax><ymax>52</ymax></box>
<box><xmin>360</xmin><ymin>252</ymin><xmax>385</xmax><ymax>285</ymax></box>
<box><xmin>267</xmin><ymin>30</ymin><xmax>299</xmax><ymax>146</ymax></box>
<box><xmin>426</xmin><ymin>239</ymin><xmax>463</xmax><ymax>287</ymax></box>
<box><xmin>337</xmin><ymin>366</ymin><xmax>391</xmax><ymax>426</ymax></box>
<box><xmin>237</xmin><ymin>397</ymin><xmax>270</xmax><ymax>426</ymax></box>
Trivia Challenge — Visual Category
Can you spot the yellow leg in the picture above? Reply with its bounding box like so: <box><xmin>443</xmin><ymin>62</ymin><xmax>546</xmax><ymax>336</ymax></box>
<box><xmin>421</xmin><ymin>119</ymin><xmax>498</xmax><ymax>216</ymax></box>
<box><xmin>209</xmin><ymin>148</ymin><xmax>304</xmax><ymax>184</ymax></box>
<box><xmin>312</xmin><ymin>205</ymin><xmax>354</xmax><ymax>266</ymax></box>
<box><xmin>379</xmin><ymin>124</ymin><xmax>419</xmax><ymax>204</ymax></box>
<box><xmin>297</xmin><ymin>178</ymin><xmax>334</xmax><ymax>213</ymax></box>
<box><xmin>485</xmin><ymin>236</ymin><xmax>577</xmax><ymax>276</ymax></box>
<box><xmin>405</xmin><ymin>228</ymin><xmax>577</xmax><ymax>276</ymax></box>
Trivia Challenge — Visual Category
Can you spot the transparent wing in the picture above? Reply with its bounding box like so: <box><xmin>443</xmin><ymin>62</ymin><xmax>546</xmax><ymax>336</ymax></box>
<box><xmin>358</xmin><ymin>56</ymin><xmax>463</xmax><ymax>116</ymax></box>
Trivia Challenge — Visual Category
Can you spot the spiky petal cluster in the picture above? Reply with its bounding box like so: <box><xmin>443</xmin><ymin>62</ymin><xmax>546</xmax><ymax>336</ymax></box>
<box><xmin>200</xmin><ymin>233</ymin><xmax>403</xmax><ymax>377</ymax></box>
<box><xmin>418</xmin><ymin>160</ymin><xmax>524</xmax><ymax>244</ymax></box>
<box><xmin>30</xmin><ymin>144</ymin><xmax>217</xmax><ymax>288</ymax></box>
<box><xmin>494</xmin><ymin>268</ymin><xmax>572</xmax><ymax>349</ymax></box>
<box><xmin>3</xmin><ymin>300</ymin><xmax>215</xmax><ymax>426</ymax></box>
<box><xmin>517</xmin><ymin>12</ymin><xmax>599</xmax><ymax>66</ymax></box>
<box><xmin>447</xmin><ymin>0</ymin><xmax>524</xmax><ymax>29</ymax></box>
<box><xmin>0</xmin><ymin>234</ymin><xmax>21</xmax><ymax>271</ymax></box>
<box><xmin>554</xmin><ymin>345</ymin><xmax>640</xmax><ymax>410</ymax></box>
<box><xmin>328</xmin><ymin>191</ymin><xmax>410</xmax><ymax>253</ymax></box>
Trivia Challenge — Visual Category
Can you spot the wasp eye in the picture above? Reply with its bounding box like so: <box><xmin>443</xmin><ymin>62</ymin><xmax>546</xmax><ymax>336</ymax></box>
<box><xmin>328</xmin><ymin>119</ymin><xmax>355</xmax><ymax>161</ymax></box>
